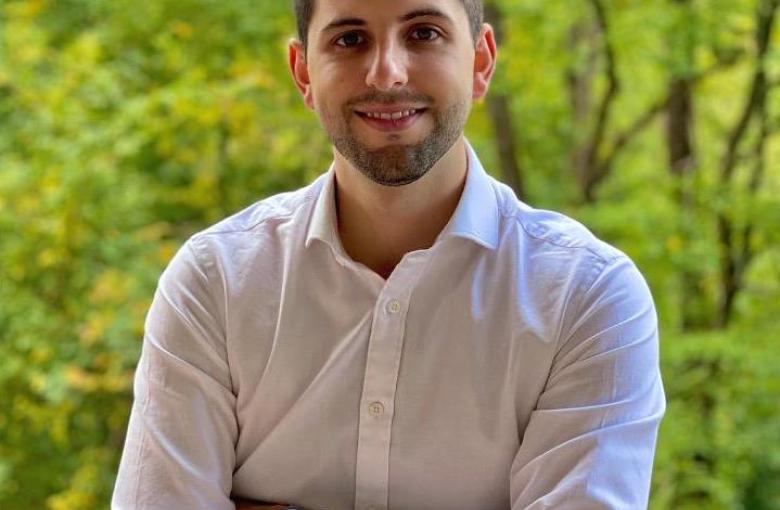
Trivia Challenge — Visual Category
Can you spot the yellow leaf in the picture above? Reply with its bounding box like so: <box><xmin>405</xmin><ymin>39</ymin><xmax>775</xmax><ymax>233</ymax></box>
<box><xmin>30</xmin><ymin>346</ymin><xmax>53</xmax><ymax>364</ymax></box>
<box><xmin>29</xmin><ymin>372</ymin><xmax>46</xmax><ymax>393</ymax></box>
<box><xmin>94</xmin><ymin>352</ymin><xmax>112</xmax><ymax>370</ymax></box>
<box><xmin>134</xmin><ymin>221</ymin><xmax>172</xmax><ymax>242</ymax></box>
<box><xmin>156</xmin><ymin>241</ymin><xmax>177</xmax><ymax>264</ymax></box>
<box><xmin>64</xmin><ymin>366</ymin><xmax>99</xmax><ymax>392</ymax></box>
<box><xmin>5</xmin><ymin>0</ymin><xmax>46</xmax><ymax>19</ymax></box>
<box><xmin>69</xmin><ymin>31</ymin><xmax>103</xmax><ymax>64</ymax></box>
<box><xmin>170</xmin><ymin>20</ymin><xmax>194</xmax><ymax>39</ymax></box>
<box><xmin>37</xmin><ymin>247</ymin><xmax>60</xmax><ymax>268</ymax></box>
<box><xmin>102</xmin><ymin>373</ymin><xmax>132</xmax><ymax>393</ymax></box>
<box><xmin>79</xmin><ymin>310</ymin><xmax>116</xmax><ymax>346</ymax></box>
<box><xmin>665</xmin><ymin>235</ymin><xmax>683</xmax><ymax>253</ymax></box>
<box><xmin>89</xmin><ymin>269</ymin><xmax>131</xmax><ymax>304</ymax></box>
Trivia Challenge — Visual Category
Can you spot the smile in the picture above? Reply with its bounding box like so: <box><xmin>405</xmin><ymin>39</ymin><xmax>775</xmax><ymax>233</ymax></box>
<box><xmin>363</xmin><ymin>109</ymin><xmax>421</xmax><ymax>120</ymax></box>
<box><xmin>355</xmin><ymin>108</ymin><xmax>428</xmax><ymax>132</ymax></box>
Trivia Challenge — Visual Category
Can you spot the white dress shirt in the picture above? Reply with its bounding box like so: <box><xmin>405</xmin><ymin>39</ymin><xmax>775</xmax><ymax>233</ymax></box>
<box><xmin>112</xmin><ymin>141</ymin><xmax>665</xmax><ymax>510</ymax></box>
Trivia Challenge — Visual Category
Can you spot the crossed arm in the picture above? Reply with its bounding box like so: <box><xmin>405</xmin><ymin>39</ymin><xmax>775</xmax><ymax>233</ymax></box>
<box><xmin>231</xmin><ymin>498</ymin><xmax>287</xmax><ymax>509</ymax></box>
<box><xmin>112</xmin><ymin>241</ymin><xmax>665</xmax><ymax>509</ymax></box>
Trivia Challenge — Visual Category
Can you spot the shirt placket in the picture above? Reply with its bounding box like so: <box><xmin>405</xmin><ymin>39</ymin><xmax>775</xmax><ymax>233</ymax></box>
<box><xmin>354</xmin><ymin>253</ymin><xmax>429</xmax><ymax>510</ymax></box>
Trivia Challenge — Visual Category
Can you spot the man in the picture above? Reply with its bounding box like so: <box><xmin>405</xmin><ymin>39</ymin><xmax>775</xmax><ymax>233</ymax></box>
<box><xmin>112</xmin><ymin>0</ymin><xmax>666</xmax><ymax>508</ymax></box>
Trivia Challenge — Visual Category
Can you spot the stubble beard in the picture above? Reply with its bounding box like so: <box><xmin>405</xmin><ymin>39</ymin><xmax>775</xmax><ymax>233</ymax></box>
<box><xmin>323</xmin><ymin>95</ymin><xmax>471</xmax><ymax>187</ymax></box>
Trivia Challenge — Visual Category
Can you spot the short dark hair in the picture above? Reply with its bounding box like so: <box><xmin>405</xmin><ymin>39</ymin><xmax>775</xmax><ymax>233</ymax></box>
<box><xmin>293</xmin><ymin>0</ymin><xmax>484</xmax><ymax>49</ymax></box>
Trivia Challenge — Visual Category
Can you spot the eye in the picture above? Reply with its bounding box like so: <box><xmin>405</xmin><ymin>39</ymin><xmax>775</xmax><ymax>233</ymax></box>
<box><xmin>335</xmin><ymin>31</ymin><xmax>366</xmax><ymax>48</ymax></box>
<box><xmin>409</xmin><ymin>27</ymin><xmax>441</xmax><ymax>42</ymax></box>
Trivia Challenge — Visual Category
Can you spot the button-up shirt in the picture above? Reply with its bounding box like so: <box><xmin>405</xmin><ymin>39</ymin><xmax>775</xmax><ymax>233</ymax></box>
<box><xmin>112</xmin><ymin>141</ymin><xmax>665</xmax><ymax>510</ymax></box>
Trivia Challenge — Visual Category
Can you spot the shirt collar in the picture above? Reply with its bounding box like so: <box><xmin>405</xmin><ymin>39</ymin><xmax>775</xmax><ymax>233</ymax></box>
<box><xmin>305</xmin><ymin>139</ymin><xmax>500</xmax><ymax>253</ymax></box>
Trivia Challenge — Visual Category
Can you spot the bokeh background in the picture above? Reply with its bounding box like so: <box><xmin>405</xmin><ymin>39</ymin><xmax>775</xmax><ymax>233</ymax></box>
<box><xmin>1</xmin><ymin>0</ymin><xmax>779</xmax><ymax>508</ymax></box>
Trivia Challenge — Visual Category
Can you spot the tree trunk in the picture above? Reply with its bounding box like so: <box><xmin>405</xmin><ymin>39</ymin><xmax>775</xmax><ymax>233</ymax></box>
<box><xmin>566</xmin><ymin>0</ymin><xmax>620</xmax><ymax>203</ymax></box>
<box><xmin>667</xmin><ymin>75</ymin><xmax>711</xmax><ymax>330</ymax></box>
<box><xmin>484</xmin><ymin>2</ymin><xmax>525</xmax><ymax>200</ymax></box>
<box><xmin>665</xmin><ymin>0</ymin><xmax>710</xmax><ymax>330</ymax></box>
<box><xmin>567</xmin><ymin>18</ymin><xmax>599</xmax><ymax>200</ymax></box>
<box><xmin>715</xmin><ymin>0</ymin><xmax>778</xmax><ymax>328</ymax></box>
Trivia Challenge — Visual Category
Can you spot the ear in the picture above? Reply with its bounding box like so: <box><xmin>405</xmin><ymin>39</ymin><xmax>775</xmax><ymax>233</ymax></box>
<box><xmin>289</xmin><ymin>39</ymin><xmax>315</xmax><ymax>110</ymax></box>
<box><xmin>472</xmin><ymin>24</ymin><xmax>497</xmax><ymax>101</ymax></box>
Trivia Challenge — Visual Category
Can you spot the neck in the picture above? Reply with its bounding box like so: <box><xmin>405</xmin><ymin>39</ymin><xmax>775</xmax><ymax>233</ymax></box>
<box><xmin>333</xmin><ymin>137</ymin><xmax>468</xmax><ymax>279</ymax></box>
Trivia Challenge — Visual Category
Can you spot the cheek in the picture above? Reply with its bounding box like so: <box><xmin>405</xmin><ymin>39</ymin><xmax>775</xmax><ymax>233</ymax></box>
<box><xmin>411</xmin><ymin>56</ymin><xmax>472</xmax><ymax>96</ymax></box>
<box><xmin>310</xmin><ymin>86</ymin><xmax>341</xmax><ymax>117</ymax></box>
<box><xmin>311</xmin><ymin>89</ymin><xmax>352</xmax><ymax>127</ymax></box>
<box><xmin>418</xmin><ymin>82</ymin><xmax>469</xmax><ymax>112</ymax></box>
<box><xmin>312</xmin><ymin>67</ymin><xmax>359</xmax><ymax>108</ymax></box>
<box><xmin>318</xmin><ymin>59</ymin><xmax>364</xmax><ymax>87</ymax></box>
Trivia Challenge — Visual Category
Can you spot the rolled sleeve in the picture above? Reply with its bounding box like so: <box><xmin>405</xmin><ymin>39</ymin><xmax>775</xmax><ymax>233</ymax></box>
<box><xmin>509</xmin><ymin>255</ymin><xmax>666</xmax><ymax>509</ymax></box>
<box><xmin>112</xmin><ymin>237</ymin><xmax>238</xmax><ymax>510</ymax></box>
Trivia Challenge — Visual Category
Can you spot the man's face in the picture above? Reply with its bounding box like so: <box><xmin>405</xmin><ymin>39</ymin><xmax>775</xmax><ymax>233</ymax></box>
<box><xmin>292</xmin><ymin>0</ymin><xmax>487</xmax><ymax>186</ymax></box>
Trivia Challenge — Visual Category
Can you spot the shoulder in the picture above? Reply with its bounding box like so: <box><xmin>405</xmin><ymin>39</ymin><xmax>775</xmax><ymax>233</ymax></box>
<box><xmin>198</xmin><ymin>177</ymin><xmax>323</xmax><ymax>239</ymax></box>
<box><xmin>489</xmin><ymin>181</ymin><xmax>656</xmax><ymax>353</ymax></box>
<box><xmin>496</xmin><ymin>184</ymin><xmax>621</xmax><ymax>264</ymax></box>
<box><xmin>489</xmin><ymin>179</ymin><xmax>651</xmax><ymax>311</ymax></box>
<box><xmin>170</xmin><ymin>175</ymin><xmax>326</xmax><ymax>279</ymax></box>
<box><xmin>494</xmin><ymin>181</ymin><xmax>624</xmax><ymax>272</ymax></box>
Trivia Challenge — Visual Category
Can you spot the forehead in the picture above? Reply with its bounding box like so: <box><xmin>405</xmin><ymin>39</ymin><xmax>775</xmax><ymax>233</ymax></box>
<box><xmin>311</xmin><ymin>0</ymin><xmax>469</xmax><ymax>31</ymax></box>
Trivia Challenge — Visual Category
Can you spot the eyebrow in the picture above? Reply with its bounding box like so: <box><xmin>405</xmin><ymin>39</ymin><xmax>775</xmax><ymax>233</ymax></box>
<box><xmin>399</xmin><ymin>8</ymin><xmax>453</xmax><ymax>24</ymax></box>
<box><xmin>320</xmin><ymin>7</ymin><xmax>454</xmax><ymax>34</ymax></box>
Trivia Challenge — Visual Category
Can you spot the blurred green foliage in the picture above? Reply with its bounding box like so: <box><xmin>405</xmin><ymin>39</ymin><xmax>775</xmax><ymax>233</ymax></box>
<box><xmin>0</xmin><ymin>0</ymin><xmax>778</xmax><ymax>508</ymax></box>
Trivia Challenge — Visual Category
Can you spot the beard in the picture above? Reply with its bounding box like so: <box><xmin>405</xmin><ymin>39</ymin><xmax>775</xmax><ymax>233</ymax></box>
<box><xmin>320</xmin><ymin>91</ymin><xmax>471</xmax><ymax>187</ymax></box>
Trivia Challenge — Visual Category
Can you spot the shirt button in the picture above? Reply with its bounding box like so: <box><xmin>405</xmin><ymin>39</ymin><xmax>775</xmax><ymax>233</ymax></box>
<box><xmin>367</xmin><ymin>401</ymin><xmax>385</xmax><ymax>417</ymax></box>
<box><xmin>386</xmin><ymin>299</ymin><xmax>402</xmax><ymax>314</ymax></box>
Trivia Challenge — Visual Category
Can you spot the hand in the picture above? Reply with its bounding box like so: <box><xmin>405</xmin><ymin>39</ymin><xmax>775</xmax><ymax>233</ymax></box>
<box><xmin>232</xmin><ymin>497</ymin><xmax>289</xmax><ymax>509</ymax></box>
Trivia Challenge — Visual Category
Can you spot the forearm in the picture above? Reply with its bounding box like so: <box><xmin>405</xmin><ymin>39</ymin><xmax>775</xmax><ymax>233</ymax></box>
<box><xmin>232</xmin><ymin>497</ymin><xmax>289</xmax><ymax>509</ymax></box>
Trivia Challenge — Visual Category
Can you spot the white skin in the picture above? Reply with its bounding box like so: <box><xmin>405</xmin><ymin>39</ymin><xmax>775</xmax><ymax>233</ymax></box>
<box><xmin>235</xmin><ymin>3</ymin><xmax>497</xmax><ymax>505</ymax></box>
<box><xmin>289</xmin><ymin>0</ymin><xmax>497</xmax><ymax>280</ymax></box>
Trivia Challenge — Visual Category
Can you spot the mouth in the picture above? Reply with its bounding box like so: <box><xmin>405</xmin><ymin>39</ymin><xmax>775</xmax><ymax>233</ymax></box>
<box><xmin>354</xmin><ymin>108</ymin><xmax>428</xmax><ymax>133</ymax></box>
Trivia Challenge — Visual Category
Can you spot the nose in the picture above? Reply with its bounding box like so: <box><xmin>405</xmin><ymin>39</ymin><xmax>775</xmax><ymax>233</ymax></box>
<box><xmin>365</xmin><ymin>41</ymin><xmax>408</xmax><ymax>91</ymax></box>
